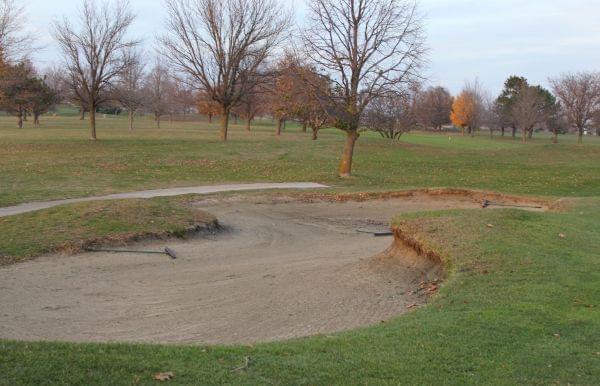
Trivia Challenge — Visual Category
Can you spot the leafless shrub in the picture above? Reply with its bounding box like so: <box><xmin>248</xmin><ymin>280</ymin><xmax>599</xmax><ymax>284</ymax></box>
<box><xmin>363</xmin><ymin>92</ymin><xmax>417</xmax><ymax>140</ymax></box>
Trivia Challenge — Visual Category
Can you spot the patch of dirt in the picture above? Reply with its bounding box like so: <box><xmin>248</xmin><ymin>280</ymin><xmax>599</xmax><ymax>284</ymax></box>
<box><xmin>0</xmin><ymin>192</ymin><xmax>543</xmax><ymax>345</ymax></box>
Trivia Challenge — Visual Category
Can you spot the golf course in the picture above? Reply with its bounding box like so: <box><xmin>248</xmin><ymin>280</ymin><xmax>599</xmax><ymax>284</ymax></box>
<box><xmin>1</xmin><ymin>114</ymin><xmax>599</xmax><ymax>384</ymax></box>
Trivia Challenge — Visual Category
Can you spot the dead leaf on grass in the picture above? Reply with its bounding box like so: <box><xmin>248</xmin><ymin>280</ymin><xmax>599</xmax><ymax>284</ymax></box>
<box><xmin>153</xmin><ymin>372</ymin><xmax>174</xmax><ymax>381</ymax></box>
<box><xmin>486</xmin><ymin>224</ymin><xmax>494</xmax><ymax>228</ymax></box>
<box><xmin>406</xmin><ymin>303</ymin><xmax>418</xmax><ymax>309</ymax></box>
<box><xmin>558</xmin><ymin>233</ymin><xmax>566</xmax><ymax>239</ymax></box>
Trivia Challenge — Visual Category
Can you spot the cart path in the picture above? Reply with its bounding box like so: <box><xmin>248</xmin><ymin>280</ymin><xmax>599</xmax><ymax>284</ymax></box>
<box><xmin>0</xmin><ymin>182</ymin><xmax>328</xmax><ymax>217</ymax></box>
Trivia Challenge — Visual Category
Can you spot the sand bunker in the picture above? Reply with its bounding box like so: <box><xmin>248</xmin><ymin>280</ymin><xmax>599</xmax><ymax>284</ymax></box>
<box><xmin>0</xmin><ymin>193</ymin><xmax>545</xmax><ymax>345</ymax></box>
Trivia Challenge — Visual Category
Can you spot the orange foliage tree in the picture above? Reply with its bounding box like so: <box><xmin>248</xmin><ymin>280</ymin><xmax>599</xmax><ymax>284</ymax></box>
<box><xmin>451</xmin><ymin>89</ymin><xmax>481</xmax><ymax>136</ymax></box>
<box><xmin>266</xmin><ymin>55</ymin><xmax>307</xmax><ymax>136</ymax></box>
<box><xmin>197</xmin><ymin>92</ymin><xmax>221</xmax><ymax>123</ymax></box>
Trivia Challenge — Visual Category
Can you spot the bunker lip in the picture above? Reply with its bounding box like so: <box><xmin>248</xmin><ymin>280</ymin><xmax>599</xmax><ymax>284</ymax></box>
<box><xmin>296</xmin><ymin>187</ymin><xmax>554</xmax><ymax>210</ymax></box>
<box><xmin>0</xmin><ymin>191</ymin><xmax>548</xmax><ymax>346</ymax></box>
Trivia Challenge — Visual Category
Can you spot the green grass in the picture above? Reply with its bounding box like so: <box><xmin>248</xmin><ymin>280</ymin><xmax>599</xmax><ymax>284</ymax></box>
<box><xmin>1</xmin><ymin>114</ymin><xmax>599</xmax><ymax>384</ymax></box>
<box><xmin>1</xmin><ymin>200</ymin><xmax>598</xmax><ymax>384</ymax></box>
<box><xmin>0</xmin><ymin>196</ymin><xmax>214</xmax><ymax>265</ymax></box>
<box><xmin>1</xmin><ymin>114</ymin><xmax>599</xmax><ymax>206</ymax></box>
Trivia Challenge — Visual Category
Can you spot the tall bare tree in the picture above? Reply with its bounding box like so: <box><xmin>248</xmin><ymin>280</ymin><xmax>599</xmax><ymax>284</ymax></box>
<box><xmin>550</xmin><ymin>72</ymin><xmax>600</xmax><ymax>144</ymax></box>
<box><xmin>52</xmin><ymin>0</ymin><xmax>138</xmax><ymax>140</ymax></box>
<box><xmin>145</xmin><ymin>61</ymin><xmax>172</xmax><ymax>128</ymax></box>
<box><xmin>302</xmin><ymin>0</ymin><xmax>425</xmax><ymax>177</ymax></box>
<box><xmin>113</xmin><ymin>48</ymin><xmax>146</xmax><ymax>131</ymax></box>
<box><xmin>161</xmin><ymin>0</ymin><xmax>288</xmax><ymax>141</ymax></box>
<box><xmin>0</xmin><ymin>0</ymin><xmax>34</xmax><ymax>62</ymax></box>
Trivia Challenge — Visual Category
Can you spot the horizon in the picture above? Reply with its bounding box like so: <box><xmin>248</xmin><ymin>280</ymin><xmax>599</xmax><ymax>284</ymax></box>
<box><xmin>22</xmin><ymin>0</ymin><xmax>600</xmax><ymax>95</ymax></box>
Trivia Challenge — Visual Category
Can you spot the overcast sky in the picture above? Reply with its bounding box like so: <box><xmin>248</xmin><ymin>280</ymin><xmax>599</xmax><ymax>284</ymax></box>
<box><xmin>26</xmin><ymin>0</ymin><xmax>600</xmax><ymax>95</ymax></box>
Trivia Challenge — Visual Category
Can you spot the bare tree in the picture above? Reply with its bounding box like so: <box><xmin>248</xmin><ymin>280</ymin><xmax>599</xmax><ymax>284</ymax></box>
<box><xmin>233</xmin><ymin>80</ymin><xmax>266</xmax><ymax>131</ymax></box>
<box><xmin>113</xmin><ymin>48</ymin><xmax>146</xmax><ymax>130</ymax></box>
<box><xmin>416</xmin><ymin>86</ymin><xmax>453</xmax><ymax>130</ymax></box>
<box><xmin>161</xmin><ymin>0</ymin><xmax>288</xmax><ymax>141</ymax></box>
<box><xmin>145</xmin><ymin>61</ymin><xmax>172</xmax><ymax>128</ymax></box>
<box><xmin>363</xmin><ymin>91</ymin><xmax>416</xmax><ymax>140</ymax></box>
<box><xmin>0</xmin><ymin>0</ymin><xmax>34</xmax><ymax>62</ymax></box>
<box><xmin>511</xmin><ymin>86</ymin><xmax>548</xmax><ymax>143</ymax></box>
<box><xmin>550</xmin><ymin>72</ymin><xmax>600</xmax><ymax>144</ymax></box>
<box><xmin>302</xmin><ymin>0</ymin><xmax>425</xmax><ymax>177</ymax></box>
<box><xmin>52</xmin><ymin>0</ymin><xmax>138</xmax><ymax>139</ymax></box>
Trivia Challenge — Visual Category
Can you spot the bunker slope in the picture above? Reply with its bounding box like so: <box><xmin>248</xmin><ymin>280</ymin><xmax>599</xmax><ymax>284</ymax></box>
<box><xmin>0</xmin><ymin>182</ymin><xmax>327</xmax><ymax>217</ymax></box>
<box><xmin>0</xmin><ymin>193</ymin><xmax>538</xmax><ymax>345</ymax></box>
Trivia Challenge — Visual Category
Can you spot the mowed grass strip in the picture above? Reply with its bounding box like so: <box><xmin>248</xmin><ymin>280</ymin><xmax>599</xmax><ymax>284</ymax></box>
<box><xmin>0</xmin><ymin>196</ymin><xmax>214</xmax><ymax>265</ymax></box>
<box><xmin>1</xmin><ymin>199</ymin><xmax>598</xmax><ymax>384</ymax></box>
<box><xmin>1</xmin><ymin>114</ymin><xmax>599</xmax><ymax>206</ymax></box>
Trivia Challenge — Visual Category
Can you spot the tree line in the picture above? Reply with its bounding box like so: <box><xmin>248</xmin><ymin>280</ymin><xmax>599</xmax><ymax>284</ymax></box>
<box><xmin>1</xmin><ymin>0</ymin><xmax>599</xmax><ymax>178</ymax></box>
<box><xmin>451</xmin><ymin>74</ymin><xmax>600</xmax><ymax>144</ymax></box>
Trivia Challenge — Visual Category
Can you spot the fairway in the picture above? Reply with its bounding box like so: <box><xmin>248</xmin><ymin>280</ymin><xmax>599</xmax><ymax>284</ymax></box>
<box><xmin>2</xmin><ymin>0</ymin><xmax>600</xmax><ymax>382</ymax></box>
<box><xmin>1</xmin><ymin>115</ymin><xmax>599</xmax><ymax>208</ymax></box>
<box><xmin>1</xmin><ymin>115</ymin><xmax>599</xmax><ymax>384</ymax></box>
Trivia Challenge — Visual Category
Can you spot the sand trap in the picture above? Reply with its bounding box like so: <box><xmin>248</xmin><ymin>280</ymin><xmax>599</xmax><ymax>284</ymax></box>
<box><xmin>0</xmin><ymin>193</ymin><xmax>541</xmax><ymax>345</ymax></box>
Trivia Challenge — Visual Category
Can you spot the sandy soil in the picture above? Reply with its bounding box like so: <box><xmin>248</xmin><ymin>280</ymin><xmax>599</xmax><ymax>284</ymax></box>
<box><xmin>0</xmin><ymin>194</ymin><xmax>488</xmax><ymax>345</ymax></box>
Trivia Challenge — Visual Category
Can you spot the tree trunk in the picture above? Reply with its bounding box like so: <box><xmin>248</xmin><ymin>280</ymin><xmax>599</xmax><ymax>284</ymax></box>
<box><xmin>461</xmin><ymin>126</ymin><xmax>465</xmax><ymax>136</ymax></box>
<box><xmin>528</xmin><ymin>128</ymin><xmax>534</xmax><ymax>139</ymax></box>
<box><xmin>80</xmin><ymin>108</ymin><xmax>85</xmax><ymax>120</ymax></box>
<box><xmin>128</xmin><ymin>109</ymin><xmax>134</xmax><ymax>131</ymax></box>
<box><xmin>89</xmin><ymin>102</ymin><xmax>97</xmax><ymax>140</ymax></box>
<box><xmin>578</xmin><ymin>127</ymin><xmax>583</xmax><ymax>144</ymax></box>
<box><xmin>34</xmin><ymin>113</ymin><xmax>40</xmax><ymax>126</ymax></box>
<box><xmin>302</xmin><ymin>120</ymin><xmax>307</xmax><ymax>133</ymax></box>
<box><xmin>501</xmin><ymin>126</ymin><xmax>505</xmax><ymax>136</ymax></box>
<box><xmin>208</xmin><ymin>113</ymin><xmax>213</xmax><ymax>123</ymax></box>
<box><xmin>522</xmin><ymin>127</ymin><xmax>527</xmax><ymax>143</ymax></box>
<box><xmin>511</xmin><ymin>126</ymin><xmax>516</xmax><ymax>138</ymax></box>
<box><xmin>489</xmin><ymin>128</ymin><xmax>493</xmax><ymax>138</ymax></box>
<box><xmin>245</xmin><ymin>118</ymin><xmax>252</xmax><ymax>131</ymax></box>
<box><xmin>552</xmin><ymin>128</ymin><xmax>558</xmax><ymax>144</ymax></box>
<box><xmin>17</xmin><ymin>109</ymin><xmax>23</xmax><ymax>128</ymax></box>
<box><xmin>276</xmin><ymin>118</ymin><xmax>283</xmax><ymax>136</ymax></box>
<box><xmin>339</xmin><ymin>130</ymin><xmax>359</xmax><ymax>178</ymax></box>
<box><xmin>155</xmin><ymin>113</ymin><xmax>161</xmax><ymax>128</ymax></box>
<box><xmin>312</xmin><ymin>128</ymin><xmax>318</xmax><ymax>140</ymax></box>
<box><xmin>220</xmin><ymin>109</ymin><xmax>229</xmax><ymax>141</ymax></box>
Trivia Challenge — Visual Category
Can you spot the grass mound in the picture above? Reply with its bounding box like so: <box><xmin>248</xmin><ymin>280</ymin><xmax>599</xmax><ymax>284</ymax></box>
<box><xmin>0</xmin><ymin>196</ymin><xmax>215</xmax><ymax>265</ymax></box>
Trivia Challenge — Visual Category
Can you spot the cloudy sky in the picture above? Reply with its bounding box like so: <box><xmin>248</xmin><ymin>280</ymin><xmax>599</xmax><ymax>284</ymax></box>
<box><xmin>26</xmin><ymin>0</ymin><xmax>600</xmax><ymax>94</ymax></box>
